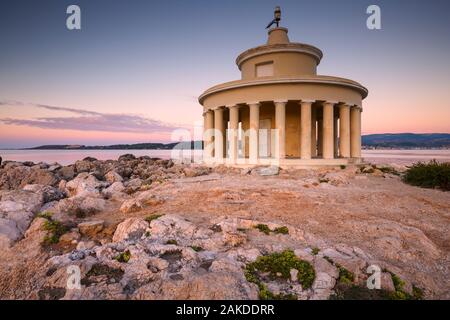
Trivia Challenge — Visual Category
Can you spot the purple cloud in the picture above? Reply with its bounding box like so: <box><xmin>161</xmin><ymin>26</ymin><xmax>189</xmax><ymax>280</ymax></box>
<box><xmin>0</xmin><ymin>100</ymin><xmax>185</xmax><ymax>133</ymax></box>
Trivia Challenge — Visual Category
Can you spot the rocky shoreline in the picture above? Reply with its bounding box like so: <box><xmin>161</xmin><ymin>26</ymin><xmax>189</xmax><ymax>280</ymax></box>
<box><xmin>0</xmin><ymin>155</ymin><xmax>448</xmax><ymax>299</ymax></box>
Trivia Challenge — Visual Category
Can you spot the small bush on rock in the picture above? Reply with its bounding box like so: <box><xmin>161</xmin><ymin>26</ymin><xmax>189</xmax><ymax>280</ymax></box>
<box><xmin>145</xmin><ymin>214</ymin><xmax>164</xmax><ymax>223</ymax></box>
<box><xmin>40</xmin><ymin>214</ymin><xmax>69</xmax><ymax>246</ymax></box>
<box><xmin>245</xmin><ymin>249</ymin><xmax>315</xmax><ymax>300</ymax></box>
<box><xmin>254</xmin><ymin>224</ymin><xmax>289</xmax><ymax>235</ymax></box>
<box><xmin>402</xmin><ymin>160</ymin><xmax>450</xmax><ymax>191</ymax></box>
<box><xmin>114</xmin><ymin>250</ymin><xmax>131</xmax><ymax>263</ymax></box>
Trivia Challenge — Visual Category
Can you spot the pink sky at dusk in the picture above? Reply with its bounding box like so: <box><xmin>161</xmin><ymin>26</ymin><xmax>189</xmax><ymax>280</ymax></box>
<box><xmin>1</xmin><ymin>1</ymin><xmax>449</xmax><ymax>148</ymax></box>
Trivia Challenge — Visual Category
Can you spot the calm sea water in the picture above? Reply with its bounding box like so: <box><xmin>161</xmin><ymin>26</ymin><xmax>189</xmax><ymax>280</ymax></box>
<box><xmin>0</xmin><ymin>149</ymin><xmax>449</xmax><ymax>166</ymax></box>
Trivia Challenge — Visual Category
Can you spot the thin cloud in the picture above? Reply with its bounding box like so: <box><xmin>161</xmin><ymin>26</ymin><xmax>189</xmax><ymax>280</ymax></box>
<box><xmin>0</xmin><ymin>100</ymin><xmax>185</xmax><ymax>134</ymax></box>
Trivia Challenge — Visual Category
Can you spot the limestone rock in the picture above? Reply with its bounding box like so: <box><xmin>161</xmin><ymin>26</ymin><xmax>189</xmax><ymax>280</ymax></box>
<box><xmin>380</xmin><ymin>272</ymin><xmax>395</xmax><ymax>292</ymax></box>
<box><xmin>120</xmin><ymin>199</ymin><xmax>143</xmax><ymax>213</ymax></box>
<box><xmin>102</xmin><ymin>182</ymin><xmax>126</xmax><ymax>200</ymax></box>
<box><xmin>58</xmin><ymin>166</ymin><xmax>75</xmax><ymax>180</ymax></box>
<box><xmin>112</xmin><ymin>218</ymin><xmax>149</xmax><ymax>242</ymax></box>
<box><xmin>22</xmin><ymin>184</ymin><xmax>65</xmax><ymax>203</ymax></box>
<box><xmin>78</xmin><ymin>220</ymin><xmax>104</xmax><ymax>237</ymax></box>
<box><xmin>65</xmin><ymin>173</ymin><xmax>106</xmax><ymax>197</ymax></box>
<box><xmin>105</xmin><ymin>171</ymin><xmax>123</xmax><ymax>184</ymax></box>
<box><xmin>252</xmin><ymin>166</ymin><xmax>280</xmax><ymax>176</ymax></box>
<box><xmin>0</xmin><ymin>218</ymin><xmax>21</xmax><ymax>249</ymax></box>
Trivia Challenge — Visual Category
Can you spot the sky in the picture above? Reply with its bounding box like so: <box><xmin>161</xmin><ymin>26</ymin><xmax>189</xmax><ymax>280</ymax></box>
<box><xmin>0</xmin><ymin>0</ymin><xmax>449</xmax><ymax>148</ymax></box>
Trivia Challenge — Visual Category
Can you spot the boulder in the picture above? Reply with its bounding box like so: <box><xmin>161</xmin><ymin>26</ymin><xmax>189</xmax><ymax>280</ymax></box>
<box><xmin>58</xmin><ymin>166</ymin><xmax>75</xmax><ymax>180</ymax></box>
<box><xmin>105</xmin><ymin>170</ymin><xmax>123</xmax><ymax>184</ymax></box>
<box><xmin>118</xmin><ymin>154</ymin><xmax>136</xmax><ymax>162</ymax></box>
<box><xmin>0</xmin><ymin>164</ymin><xmax>58</xmax><ymax>190</ymax></box>
<box><xmin>0</xmin><ymin>190</ymin><xmax>44</xmax><ymax>213</ymax></box>
<box><xmin>78</xmin><ymin>220</ymin><xmax>104</xmax><ymax>237</ymax></box>
<box><xmin>252</xmin><ymin>166</ymin><xmax>280</xmax><ymax>176</ymax></box>
<box><xmin>120</xmin><ymin>199</ymin><xmax>143</xmax><ymax>213</ymax></box>
<box><xmin>74</xmin><ymin>160</ymin><xmax>93</xmax><ymax>173</ymax></box>
<box><xmin>22</xmin><ymin>184</ymin><xmax>65</xmax><ymax>203</ymax></box>
<box><xmin>59</xmin><ymin>230</ymin><xmax>81</xmax><ymax>246</ymax></box>
<box><xmin>102</xmin><ymin>182</ymin><xmax>126</xmax><ymax>199</ymax></box>
<box><xmin>0</xmin><ymin>218</ymin><xmax>21</xmax><ymax>249</ymax></box>
<box><xmin>112</xmin><ymin>218</ymin><xmax>149</xmax><ymax>242</ymax></box>
<box><xmin>124</xmin><ymin>178</ymin><xmax>142</xmax><ymax>193</ymax></box>
<box><xmin>65</xmin><ymin>173</ymin><xmax>106</xmax><ymax>197</ymax></box>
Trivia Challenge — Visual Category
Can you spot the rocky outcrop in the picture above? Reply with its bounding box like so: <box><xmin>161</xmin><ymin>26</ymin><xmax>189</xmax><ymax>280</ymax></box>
<box><xmin>33</xmin><ymin>214</ymin><xmax>413</xmax><ymax>300</ymax></box>
<box><xmin>0</xmin><ymin>162</ymin><xmax>59</xmax><ymax>190</ymax></box>
<box><xmin>0</xmin><ymin>190</ymin><xmax>44</xmax><ymax>248</ymax></box>
<box><xmin>0</xmin><ymin>156</ymin><xmax>447</xmax><ymax>300</ymax></box>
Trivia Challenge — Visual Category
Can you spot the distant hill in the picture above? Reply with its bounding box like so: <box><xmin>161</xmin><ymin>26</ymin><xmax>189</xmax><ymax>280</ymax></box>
<box><xmin>362</xmin><ymin>133</ymin><xmax>450</xmax><ymax>148</ymax></box>
<box><xmin>24</xmin><ymin>134</ymin><xmax>450</xmax><ymax>150</ymax></box>
<box><xmin>26</xmin><ymin>141</ymin><xmax>202</xmax><ymax>150</ymax></box>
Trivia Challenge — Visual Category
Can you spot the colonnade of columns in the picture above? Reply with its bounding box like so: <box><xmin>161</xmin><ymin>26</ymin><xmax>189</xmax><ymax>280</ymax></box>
<box><xmin>203</xmin><ymin>100</ymin><xmax>362</xmax><ymax>164</ymax></box>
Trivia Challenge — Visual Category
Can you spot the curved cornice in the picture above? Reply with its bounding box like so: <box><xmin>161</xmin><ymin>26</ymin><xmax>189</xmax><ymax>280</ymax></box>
<box><xmin>198</xmin><ymin>75</ymin><xmax>368</xmax><ymax>104</ymax></box>
<box><xmin>236</xmin><ymin>43</ymin><xmax>323</xmax><ymax>69</ymax></box>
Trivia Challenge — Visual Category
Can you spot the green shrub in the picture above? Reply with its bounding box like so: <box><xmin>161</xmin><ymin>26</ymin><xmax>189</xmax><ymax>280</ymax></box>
<box><xmin>273</xmin><ymin>226</ymin><xmax>289</xmax><ymax>235</ymax></box>
<box><xmin>384</xmin><ymin>269</ymin><xmax>423</xmax><ymax>300</ymax></box>
<box><xmin>245</xmin><ymin>249</ymin><xmax>316</xmax><ymax>296</ymax></box>
<box><xmin>114</xmin><ymin>250</ymin><xmax>131</xmax><ymax>263</ymax></box>
<box><xmin>190</xmin><ymin>245</ymin><xmax>203</xmax><ymax>252</ymax></box>
<box><xmin>145</xmin><ymin>214</ymin><xmax>164</xmax><ymax>223</ymax></box>
<box><xmin>336</xmin><ymin>264</ymin><xmax>355</xmax><ymax>284</ymax></box>
<box><xmin>254</xmin><ymin>224</ymin><xmax>271</xmax><ymax>235</ymax></box>
<box><xmin>41</xmin><ymin>216</ymin><xmax>69</xmax><ymax>246</ymax></box>
<box><xmin>37</xmin><ymin>211</ymin><xmax>53</xmax><ymax>220</ymax></box>
<box><xmin>403</xmin><ymin>160</ymin><xmax>450</xmax><ymax>191</ymax></box>
<box><xmin>166</xmin><ymin>239</ymin><xmax>178</xmax><ymax>245</ymax></box>
<box><xmin>254</xmin><ymin>224</ymin><xmax>289</xmax><ymax>235</ymax></box>
<box><xmin>311</xmin><ymin>247</ymin><xmax>320</xmax><ymax>256</ymax></box>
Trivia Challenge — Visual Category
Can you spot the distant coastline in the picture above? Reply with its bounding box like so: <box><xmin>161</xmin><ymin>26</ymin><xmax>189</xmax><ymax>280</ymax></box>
<box><xmin>7</xmin><ymin>133</ymin><xmax>449</xmax><ymax>150</ymax></box>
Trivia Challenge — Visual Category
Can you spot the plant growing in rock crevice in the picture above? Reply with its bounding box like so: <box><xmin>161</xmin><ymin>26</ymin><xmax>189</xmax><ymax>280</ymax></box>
<box><xmin>254</xmin><ymin>224</ymin><xmax>289</xmax><ymax>235</ymax></box>
<box><xmin>383</xmin><ymin>269</ymin><xmax>424</xmax><ymax>300</ymax></box>
<box><xmin>244</xmin><ymin>250</ymin><xmax>315</xmax><ymax>300</ymax></box>
<box><xmin>39</xmin><ymin>212</ymin><xmax>69</xmax><ymax>246</ymax></box>
<box><xmin>145</xmin><ymin>214</ymin><xmax>164</xmax><ymax>223</ymax></box>
<box><xmin>114</xmin><ymin>250</ymin><xmax>131</xmax><ymax>263</ymax></box>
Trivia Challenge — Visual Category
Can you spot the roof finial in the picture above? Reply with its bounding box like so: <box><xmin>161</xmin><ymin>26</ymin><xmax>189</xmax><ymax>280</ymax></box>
<box><xmin>266</xmin><ymin>6</ymin><xmax>281</xmax><ymax>29</ymax></box>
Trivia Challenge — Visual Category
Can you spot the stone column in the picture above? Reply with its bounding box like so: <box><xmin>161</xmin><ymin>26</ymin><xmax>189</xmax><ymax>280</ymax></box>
<box><xmin>203</xmin><ymin>110</ymin><xmax>214</xmax><ymax>160</ymax></box>
<box><xmin>317</xmin><ymin>119</ymin><xmax>323</xmax><ymax>157</ymax></box>
<box><xmin>249</xmin><ymin>102</ymin><xmax>260</xmax><ymax>164</ymax></box>
<box><xmin>228</xmin><ymin>105</ymin><xmax>239</xmax><ymax>164</ymax></box>
<box><xmin>300</xmin><ymin>100</ymin><xmax>313</xmax><ymax>159</ymax></box>
<box><xmin>214</xmin><ymin>107</ymin><xmax>225</xmax><ymax>163</ymax></box>
<box><xmin>311</xmin><ymin>106</ymin><xmax>317</xmax><ymax>157</ymax></box>
<box><xmin>338</xmin><ymin>103</ymin><xmax>351</xmax><ymax>158</ymax></box>
<box><xmin>334</xmin><ymin>116</ymin><xmax>339</xmax><ymax>158</ymax></box>
<box><xmin>322</xmin><ymin>101</ymin><xmax>335</xmax><ymax>159</ymax></box>
<box><xmin>350</xmin><ymin>106</ymin><xmax>362</xmax><ymax>158</ymax></box>
<box><xmin>274</xmin><ymin>100</ymin><xmax>287</xmax><ymax>159</ymax></box>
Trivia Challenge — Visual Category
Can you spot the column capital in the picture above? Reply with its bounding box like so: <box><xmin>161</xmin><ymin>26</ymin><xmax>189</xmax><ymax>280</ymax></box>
<box><xmin>322</xmin><ymin>101</ymin><xmax>338</xmax><ymax>106</ymax></box>
<box><xmin>226</xmin><ymin>104</ymin><xmax>240</xmax><ymax>110</ymax></box>
<box><xmin>247</xmin><ymin>101</ymin><xmax>261</xmax><ymax>107</ymax></box>
<box><xmin>300</xmin><ymin>99</ymin><xmax>315</xmax><ymax>104</ymax></box>
<box><xmin>212</xmin><ymin>106</ymin><xmax>225</xmax><ymax>111</ymax></box>
<box><xmin>274</xmin><ymin>100</ymin><xmax>288</xmax><ymax>105</ymax></box>
<box><xmin>202</xmin><ymin>109</ymin><xmax>213</xmax><ymax>116</ymax></box>
<box><xmin>338</xmin><ymin>102</ymin><xmax>351</xmax><ymax>109</ymax></box>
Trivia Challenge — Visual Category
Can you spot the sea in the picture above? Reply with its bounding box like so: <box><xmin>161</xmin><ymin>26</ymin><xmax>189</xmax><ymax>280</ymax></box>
<box><xmin>0</xmin><ymin>149</ymin><xmax>449</xmax><ymax>166</ymax></box>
